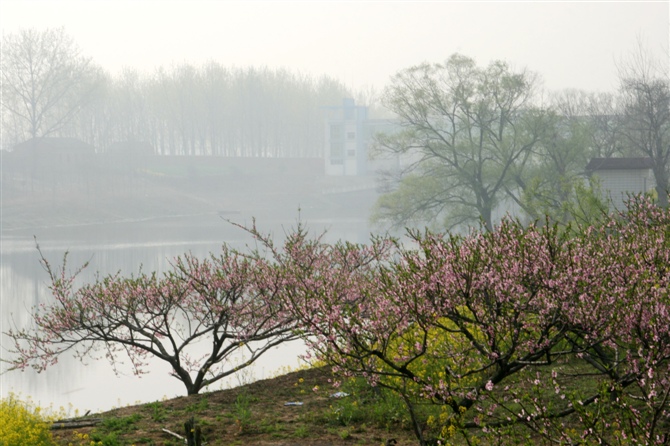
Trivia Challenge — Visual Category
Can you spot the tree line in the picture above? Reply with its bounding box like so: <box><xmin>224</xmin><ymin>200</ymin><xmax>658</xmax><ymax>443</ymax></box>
<box><xmin>1</xmin><ymin>28</ymin><xmax>351</xmax><ymax>157</ymax></box>
<box><xmin>2</xmin><ymin>28</ymin><xmax>668</xmax><ymax>228</ymax></box>
<box><xmin>372</xmin><ymin>49</ymin><xmax>670</xmax><ymax>231</ymax></box>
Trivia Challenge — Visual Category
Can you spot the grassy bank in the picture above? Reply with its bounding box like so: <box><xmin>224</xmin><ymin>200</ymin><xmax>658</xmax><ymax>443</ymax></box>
<box><xmin>49</xmin><ymin>366</ymin><xmax>417</xmax><ymax>446</ymax></box>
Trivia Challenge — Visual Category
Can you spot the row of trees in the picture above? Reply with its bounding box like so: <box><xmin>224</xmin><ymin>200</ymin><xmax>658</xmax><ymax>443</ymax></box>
<box><xmin>372</xmin><ymin>49</ymin><xmax>670</xmax><ymax>230</ymax></box>
<box><xmin>5</xmin><ymin>197</ymin><xmax>669</xmax><ymax>444</ymax></box>
<box><xmin>2</xmin><ymin>28</ymin><xmax>668</xmax><ymax>229</ymax></box>
<box><xmin>1</xmin><ymin>28</ymin><xmax>351</xmax><ymax>157</ymax></box>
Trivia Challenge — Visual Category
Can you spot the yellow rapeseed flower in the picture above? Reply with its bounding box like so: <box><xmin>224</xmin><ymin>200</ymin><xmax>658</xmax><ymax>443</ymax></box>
<box><xmin>0</xmin><ymin>393</ymin><xmax>54</xmax><ymax>446</ymax></box>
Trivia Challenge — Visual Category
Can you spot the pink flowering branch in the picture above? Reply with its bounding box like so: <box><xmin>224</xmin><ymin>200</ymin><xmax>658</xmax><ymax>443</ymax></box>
<box><xmin>4</xmin><ymin>239</ymin><xmax>300</xmax><ymax>395</ymax></box>
<box><xmin>255</xmin><ymin>198</ymin><xmax>670</xmax><ymax>445</ymax></box>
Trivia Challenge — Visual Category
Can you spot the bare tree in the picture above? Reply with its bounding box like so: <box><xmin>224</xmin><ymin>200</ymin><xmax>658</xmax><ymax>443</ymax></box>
<box><xmin>1</xmin><ymin>28</ymin><xmax>101</xmax><ymax>142</ymax></box>
<box><xmin>617</xmin><ymin>42</ymin><xmax>670</xmax><ymax>207</ymax></box>
<box><xmin>373</xmin><ymin>54</ymin><xmax>546</xmax><ymax>231</ymax></box>
<box><xmin>583</xmin><ymin>91</ymin><xmax>626</xmax><ymax>158</ymax></box>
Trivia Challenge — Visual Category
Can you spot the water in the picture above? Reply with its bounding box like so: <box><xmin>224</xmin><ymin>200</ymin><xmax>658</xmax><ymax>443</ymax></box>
<box><xmin>0</xmin><ymin>215</ymin><xmax>370</xmax><ymax>414</ymax></box>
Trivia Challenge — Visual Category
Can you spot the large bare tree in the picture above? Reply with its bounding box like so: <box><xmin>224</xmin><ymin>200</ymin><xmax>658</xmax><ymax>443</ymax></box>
<box><xmin>1</xmin><ymin>28</ymin><xmax>101</xmax><ymax>143</ymax></box>
<box><xmin>372</xmin><ymin>54</ymin><xmax>546</xmax><ymax>231</ymax></box>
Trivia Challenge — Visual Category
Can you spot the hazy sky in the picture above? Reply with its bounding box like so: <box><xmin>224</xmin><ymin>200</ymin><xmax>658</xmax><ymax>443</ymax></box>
<box><xmin>1</xmin><ymin>1</ymin><xmax>668</xmax><ymax>94</ymax></box>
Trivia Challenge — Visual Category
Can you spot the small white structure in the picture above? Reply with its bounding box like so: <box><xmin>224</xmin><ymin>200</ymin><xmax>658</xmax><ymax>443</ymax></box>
<box><xmin>586</xmin><ymin>157</ymin><xmax>655</xmax><ymax>210</ymax></box>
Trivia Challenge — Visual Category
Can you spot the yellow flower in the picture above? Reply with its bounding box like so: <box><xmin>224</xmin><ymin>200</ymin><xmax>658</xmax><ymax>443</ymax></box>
<box><xmin>0</xmin><ymin>393</ymin><xmax>54</xmax><ymax>446</ymax></box>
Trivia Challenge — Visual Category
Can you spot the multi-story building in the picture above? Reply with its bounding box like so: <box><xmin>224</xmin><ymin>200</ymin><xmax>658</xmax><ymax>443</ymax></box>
<box><xmin>322</xmin><ymin>98</ymin><xmax>399</xmax><ymax>176</ymax></box>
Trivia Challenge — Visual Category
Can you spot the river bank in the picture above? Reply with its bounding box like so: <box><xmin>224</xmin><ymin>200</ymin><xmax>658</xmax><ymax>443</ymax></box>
<box><xmin>2</xmin><ymin>156</ymin><xmax>382</xmax><ymax>244</ymax></box>
<box><xmin>1</xmin><ymin>157</ymin><xmax>386</xmax><ymax>422</ymax></box>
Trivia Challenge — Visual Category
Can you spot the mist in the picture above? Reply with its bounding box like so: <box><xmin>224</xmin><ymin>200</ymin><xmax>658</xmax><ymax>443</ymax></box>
<box><xmin>1</xmin><ymin>0</ymin><xmax>669</xmax><ymax>417</ymax></box>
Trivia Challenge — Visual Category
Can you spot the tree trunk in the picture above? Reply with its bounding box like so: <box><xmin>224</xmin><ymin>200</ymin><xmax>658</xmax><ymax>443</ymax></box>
<box><xmin>653</xmin><ymin>165</ymin><xmax>669</xmax><ymax>208</ymax></box>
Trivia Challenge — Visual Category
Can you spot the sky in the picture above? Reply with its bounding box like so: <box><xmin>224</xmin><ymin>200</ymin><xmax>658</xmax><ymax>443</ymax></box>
<box><xmin>1</xmin><ymin>1</ymin><xmax>669</xmax><ymax>96</ymax></box>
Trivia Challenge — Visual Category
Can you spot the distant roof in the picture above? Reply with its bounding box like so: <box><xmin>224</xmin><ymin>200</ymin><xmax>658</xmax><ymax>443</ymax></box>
<box><xmin>586</xmin><ymin>157</ymin><xmax>654</xmax><ymax>171</ymax></box>
<box><xmin>12</xmin><ymin>137</ymin><xmax>94</xmax><ymax>153</ymax></box>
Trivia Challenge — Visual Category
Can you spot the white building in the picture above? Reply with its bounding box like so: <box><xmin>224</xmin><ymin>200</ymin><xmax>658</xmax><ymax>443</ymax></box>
<box><xmin>322</xmin><ymin>98</ymin><xmax>399</xmax><ymax>176</ymax></box>
<box><xmin>586</xmin><ymin>157</ymin><xmax>655</xmax><ymax>210</ymax></box>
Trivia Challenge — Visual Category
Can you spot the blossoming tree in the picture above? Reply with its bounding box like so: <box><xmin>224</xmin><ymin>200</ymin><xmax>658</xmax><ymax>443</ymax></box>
<box><xmin>262</xmin><ymin>199</ymin><xmax>669</xmax><ymax>445</ymax></box>
<box><xmin>5</xmin><ymin>201</ymin><xmax>668</xmax><ymax>443</ymax></box>
<box><xmin>5</xmin><ymin>242</ymin><xmax>299</xmax><ymax>395</ymax></box>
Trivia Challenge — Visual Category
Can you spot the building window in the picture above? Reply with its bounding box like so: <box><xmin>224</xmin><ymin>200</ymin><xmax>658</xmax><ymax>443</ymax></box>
<box><xmin>347</xmin><ymin>132</ymin><xmax>355</xmax><ymax>140</ymax></box>
<box><xmin>330</xmin><ymin>124</ymin><xmax>344</xmax><ymax>160</ymax></box>
<box><xmin>347</xmin><ymin>149</ymin><xmax>356</xmax><ymax>157</ymax></box>
<box><xmin>330</xmin><ymin>124</ymin><xmax>343</xmax><ymax>141</ymax></box>
<box><xmin>331</xmin><ymin>141</ymin><xmax>344</xmax><ymax>160</ymax></box>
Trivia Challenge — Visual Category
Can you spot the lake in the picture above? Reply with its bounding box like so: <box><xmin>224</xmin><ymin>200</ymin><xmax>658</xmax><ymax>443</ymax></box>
<box><xmin>1</xmin><ymin>214</ymin><xmax>373</xmax><ymax>414</ymax></box>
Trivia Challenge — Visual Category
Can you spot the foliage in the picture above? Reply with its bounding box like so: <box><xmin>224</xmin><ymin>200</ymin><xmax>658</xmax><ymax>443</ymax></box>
<box><xmin>145</xmin><ymin>401</ymin><xmax>168</xmax><ymax>422</ymax></box>
<box><xmin>0</xmin><ymin>393</ymin><xmax>56</xmax><ymax>446</ymax></box>
<box><xmin>76</xmin><ymin>414</ymin><xmax>143</xmax><ymax>446</ymax></box>
<box><xmin>233</xmin><ymin>391</ymin><xmax>254</xmax><ymax>434</ymax></box>
<box><xmin>4</xmin><ymin>240</ymin><xmax>301</xmax><ymax>395</ymax></box>
<box><xmin>517</xmin><ymin>99</ymin><xmax>610</xmax><ymax>225</ymax></box>
<box><xmin>328</xmin><ymin>376</ymin><xmax>411</xmax><ymax>431</ymax></box>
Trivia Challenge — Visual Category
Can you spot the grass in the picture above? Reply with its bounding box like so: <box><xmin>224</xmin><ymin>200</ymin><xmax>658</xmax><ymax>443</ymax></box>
<box><xmin>48</xmin><ymin>361</ymin><xmax>667</xmax><ymax>445</ymax></box>
<box><xmin>50</xmin><ymin>366</ymin><xmax>417</xmax><ymax>446</ymax></box>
